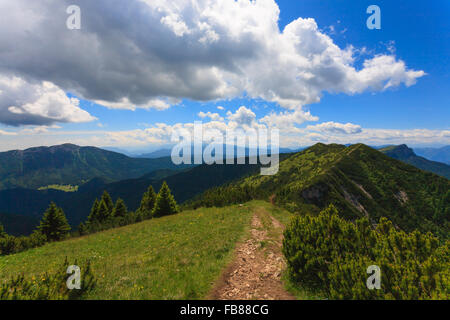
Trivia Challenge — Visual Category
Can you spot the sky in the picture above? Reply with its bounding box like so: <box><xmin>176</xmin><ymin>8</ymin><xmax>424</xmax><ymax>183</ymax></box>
<box><xmin>0</xmin><ymin>0</ymin><xmax>448</xmax><ymax>152</ymax></box>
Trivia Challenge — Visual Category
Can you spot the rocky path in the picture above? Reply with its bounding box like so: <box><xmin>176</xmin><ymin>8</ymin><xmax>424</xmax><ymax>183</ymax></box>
<box><xmin>209</xmin><ymin>207</ymin><xmax>295</xmax><ymax>300</ymax></box>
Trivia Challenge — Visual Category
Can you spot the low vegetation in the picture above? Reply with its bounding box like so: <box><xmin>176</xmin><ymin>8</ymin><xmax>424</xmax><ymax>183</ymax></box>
<box><xmin>283</xmin><ymin>205</ymin><xmax>449</xmax><ymax>299</ymax></box>
<box><xmin>189</xmin><ymin>143</ymin><xmax>450</xmax><ymax>239</ymax></box>
<box><xmin>0</xmin><ymin>258</ymin><xmax>96</xmax><ymax>300</ymax></box>
<box><xmin>0</xmin><ymin>203</ymin><xmax>255</xmax><ymax>299</ymax></box>
<box><xmin>38</xmin><ymin>185</ymin><xmax>79</xmax><ymax>192</ymax></box>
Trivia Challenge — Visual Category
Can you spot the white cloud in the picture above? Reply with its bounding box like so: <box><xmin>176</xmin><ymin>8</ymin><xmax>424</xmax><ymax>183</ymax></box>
<box><xmin>160</xmin><ymin>13</ymin><xmax>191</xmax><ymax>37</ymax></box>
<box><xmin>226</xmin><ymin>106</ymin><xmax>257</xmax><ymax>127</ymax></box>
<box><xmin>94</xmin><ymin>97</ymin><xmax>176</xmax><ymax>111</ymax></box>
<box><xmin>0</xmin><ymin>129</ymin><xmax>17</xmax><ymax>136</ymax></box>
<box><xmin>0</xmin><ymin>75</ymin><xmax>96</xmax><ymax>126</ymax></box>
<box><xmin>0</xmin><ymin>0</ymin><xmax>425</xmax><ymax>127</ymax></box>
<box><xmin>198</xmin><ymin>111</ymin><xmax>224</xmax><ymax>121</ymax></box>
<box><xmin>261</xmin><ymin>109</ymin><xmax>318</xmax><ymax>128</ymax></box>
<box><xmin>0</xmin><ymin>117</ymin><xmax>448</xmax><ymax>151</ymax></box>
<box><xmin>306</xmin><ymin>121</ymin><xmax>362</xmax><ymax>134</ymax></box>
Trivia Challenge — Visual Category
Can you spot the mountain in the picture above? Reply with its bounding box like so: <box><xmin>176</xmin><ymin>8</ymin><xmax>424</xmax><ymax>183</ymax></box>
<box><xmin>380</xmin><ymin>145</ymin><xmax>450</xmax><ymax>179</ymax></box>
<box><xmin>100</xmin><ymin>147</ymin><xmax>135</xmax><ymax>157</ymax></box>
<box><xmin>0</xmin><ymin>144</ymin><xmax>191</xmax><ymax>190</ymax></box>
<box><xmin>137</xmin><ymin>146</ymin><xmax>304</xmax><ymax>159</ymax></box>
<box><xmin>414</xmin><ymin>146</ymin><xmax>450</xmax><ymax>165</ymax></box>
<box><xmin>192</xmin><ymin>143</ymin><xmax>450</xmax><ymax>238</ymax></box>
<box><xmin>0</xmin><ymin>154</ymin><xmax>292</xmax><ymax>232</ymax></box>
<box><xmin>137</xmin><ymin>149</ymin><xmax>173</xmax><ymax>158</ymax></box>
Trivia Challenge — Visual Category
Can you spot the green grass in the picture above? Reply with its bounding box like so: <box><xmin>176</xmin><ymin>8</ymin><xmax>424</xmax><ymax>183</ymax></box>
<box><xmin>38</xmin><ymin>184</ymin><xmax>79</xmax><ymax>192</ymax></box>
<box><xmin>0</xmin><ymin>204</ymin><xmax>257</xmax><ymax>299</ymax></box>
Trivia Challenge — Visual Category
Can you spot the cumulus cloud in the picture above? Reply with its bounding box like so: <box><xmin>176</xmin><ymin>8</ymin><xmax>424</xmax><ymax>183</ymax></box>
<box><xmin>94</xmin><ymin>97</ymin><xmax>176</xmax><ymax>111</ymax></box>
<box><xmin>261</xmin><ymin>109</ymin><xmax>319</xmax><ymax>128</ymax></box>
<box><xmin>0</xmin><ymin>0</ymin><xmax>425</xmax><ymax>126</ymax></box>
<box><xmin>1</xmin><ymin>114</ymin><xmax>449</xmax><ymax>151</ymax></box>
<box><xmin>306</xmin><ymin>121</ymin><xmax>362</xmax><ymax>134</ymax></box>
<box><xmin>227</xmin><ymin>106</ymin><xmax>257</xmax><ymax>127</ymax></box>
<box><xmin>198</xmin><ymin>111</ymin><xmax>224</xmax><ymax>121</ymax></box>
<box><xmin>0</xmin><ymin>75</ymin><xmax>96</xmax><ymax>126</ymax></box>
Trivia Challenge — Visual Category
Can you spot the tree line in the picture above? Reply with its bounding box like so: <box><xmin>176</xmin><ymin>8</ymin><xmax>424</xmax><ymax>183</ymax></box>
<box><xmin>0</xmin><ymin>181</ymin><xmax>178</xmax><ymax>256</ymax></box>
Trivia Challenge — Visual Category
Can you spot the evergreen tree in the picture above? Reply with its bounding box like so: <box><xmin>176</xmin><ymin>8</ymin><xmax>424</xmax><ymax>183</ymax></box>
<box><xmin>100</xmin><ymin>191</ymin><xmax>114</xmax><ymax>215</ymax></box>
<box><xmin>78</xmin><ymin>222</ymin><xmax>88</xmax><ymax>236</ymax></box>
<box><xmin>37</xmin><ymin>202</ymin><xmax>71</xmax><ymax>241</ymax></box>
<box><xmin>87</xmin><ymin>198</ymin><xmax>100</xmax><ymax>224</ymax></box>
<box><xmin>138</xmin><ymin>185</ymin><xmax>156</xmax><ymax>219</ymax></box>
<box><xmin>0</xmin><ymin>223</ymin><xmax>6</xmax><ymax>238</ymax></box>
<box><xmin>152</xmin><ymin>182</ymin><xmax>178</xmax><ymax>218</ymax></box>
<box><xmin>96</xmin><ymin>200</ymin><xmax>111</xmax><ymax>222</ymax></box>
<box><xmin>112</xmin><ymin>198</ymin><xmax>127</xmax><ymax>218</ymax></box>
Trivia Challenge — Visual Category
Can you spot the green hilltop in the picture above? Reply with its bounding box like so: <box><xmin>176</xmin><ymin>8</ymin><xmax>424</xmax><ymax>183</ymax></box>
<box><xmin>191</xmin><ymin>143</ymin><xmax>450</xmax><ymax>239</ymax></box>
<box><xmin>0</xmin><ymin>144</ymin><xmax>190</xmax><ymax>190</ymax></box>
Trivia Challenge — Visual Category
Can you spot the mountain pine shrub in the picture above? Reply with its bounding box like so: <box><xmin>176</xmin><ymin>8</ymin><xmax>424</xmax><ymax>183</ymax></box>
<box><xmin>283</xmin><ymin>205</ymin><xmax>449</xmax><ymax>300</ymax></box>
<box><xmin>0</xmin><ymin>258</ymin><xmax>96</xmax><ymax>300</ymax></box>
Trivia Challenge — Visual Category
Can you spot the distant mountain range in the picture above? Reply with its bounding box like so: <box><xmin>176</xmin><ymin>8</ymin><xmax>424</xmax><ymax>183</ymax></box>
<box><xmin>136</xmin><ymin>146</ymin><xmax>303</xmax><ymax>159</ymax></box>
<box><xmin>380</xmin><ymin>145</ymin><xmax>450</xmax><ymax>179</ymax></box>
<box><xmin>137</xmin><ymin>148</ymin><xmax>173</xmax><ymax>158</ymax></box>
<box><xmin>0</xmin><ymin>144</ymin><xmax>192</xmax><ymax>190</ymax></box>
<box><xmin>414</xmin><ymin>146</ymin><xmax>450</xmax><ymax>165</ymax></box>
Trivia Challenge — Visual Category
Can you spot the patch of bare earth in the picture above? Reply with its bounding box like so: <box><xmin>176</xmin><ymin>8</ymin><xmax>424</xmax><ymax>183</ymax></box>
<box><xmin>209</xmin><ymin>208</ymin><xmax>295</xmax><ymax>300</ymax></box>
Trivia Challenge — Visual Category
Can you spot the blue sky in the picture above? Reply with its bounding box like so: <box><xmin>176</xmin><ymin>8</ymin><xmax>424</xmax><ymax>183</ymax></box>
<box><xmin>275</xmin><ymin>0</ymin><xmax>450</xmax><ymax>130</ymax></box>
<box><xmin>0</xmin><ymin>0</ymin><xmax>448</xmax><ymax>151</ymax></box>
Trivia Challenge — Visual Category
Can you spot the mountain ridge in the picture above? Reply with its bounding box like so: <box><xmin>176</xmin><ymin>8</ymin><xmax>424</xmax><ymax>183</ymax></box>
<box><xmin>380</xmin><ymin>144</ymin><xmax>450</xmax><ymax>179</ymax></box>
<box><xmin>191</xmin><ymin>143</ymin><xmax>450</xmax><ymax>238</ymax></box>
<box><xmin>0</xmin><ymin>144</ymin><xmax>191</xmax><ymax>190</ymax></box>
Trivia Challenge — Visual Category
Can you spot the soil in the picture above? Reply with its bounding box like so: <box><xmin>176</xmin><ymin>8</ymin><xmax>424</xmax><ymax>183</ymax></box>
<box><xmin>209</xmin><ymin>207</ymin><xmax>295</xmax><ymax>300</ymax></box>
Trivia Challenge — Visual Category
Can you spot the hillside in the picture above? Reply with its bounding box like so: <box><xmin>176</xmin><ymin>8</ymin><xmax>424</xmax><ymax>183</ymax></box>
<box><xmin>192</xmin><ymin>143</ymin><xmax>450</xmax><ymax>238</ymax></box>
<box><xmin>0</xmin><ymin>144</ymin><xmax>190</xmax><ymax>190</ymax></box>
<box><xmin>380</xmin><ymin>144</ymin><xmax>450</xmax><ymax>179</ymax></box>
<box><xmin>414</xmin><ymin>145</ymin><xmax>450</xmax><ymax>165</ymax></box>
<box><xmin>0</xmin><ymin>156</ymin><xmax>272</xmax><ymax>232</ymax></box>
<box><xmin>0</xmin><ymin>203</ymin><xmax>278</xmax><ymax>299</ymax></box>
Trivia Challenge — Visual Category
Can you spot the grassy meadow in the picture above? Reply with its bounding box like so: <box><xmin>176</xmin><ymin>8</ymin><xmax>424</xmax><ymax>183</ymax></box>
<box><xmin>0</xmin><ymin>202</ymin><xmax>281</xmax><ymax>299</ymax></box>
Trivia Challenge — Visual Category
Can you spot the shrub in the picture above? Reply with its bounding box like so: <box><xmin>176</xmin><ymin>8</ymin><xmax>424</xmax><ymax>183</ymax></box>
<box><xmin>0</xmin><ymin>258</ymin><xmax>96</xmax><ymax>300</ymax></box>
<box><xmin>283</xmin><ymin>205</ymin><xmax>450</xmax><ymax>300</ymax></box>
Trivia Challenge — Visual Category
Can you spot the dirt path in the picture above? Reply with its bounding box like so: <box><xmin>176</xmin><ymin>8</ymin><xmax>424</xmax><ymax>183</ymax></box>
<box><xmin>209</xmin><ymin>207</ymin><xmax>295</xmax><ymax>300</ymax></box>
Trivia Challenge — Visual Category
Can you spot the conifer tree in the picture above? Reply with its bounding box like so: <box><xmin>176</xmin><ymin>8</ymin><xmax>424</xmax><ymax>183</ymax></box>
<box><xmin>112</xmin><ymin>198</ymin><xmax>127</xmax><ymax>218</ymax></box>
<box><xmin>37</xmin><ymin>202</ymin><xmax>71</xmax><ymax>241</ymax></box>
<box><xmin>0</xmin><ymin>223</ymin><xmax>6</xmax><ymax>238</ymax></box>
<box><xmin>87</xmin><ymin>198</ymin><xmax>100</xmax><ymax>224</ymax></box>
<box><xmin>78</xmin><ymin>222</ymin><xmax>88</xmax><ymax>236</ymax></box>
<box><xmin>96</xmin><ymin>200</ymin><xmax>111</xmax><ymax>222</ymax></box>
<box><xmin>100</xmin><ymin>191</ymin><xmax>114</xmax><ymax>215</ymax></box>
<box><xmin>152</xmin><ymin>182</ymin><xmax>178</xmax><ymax>218</ymax></box>
<box><xmin>139</xmin><ymin>185</ymin><xmax>156</xmax><ymax>219</ymax></box>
